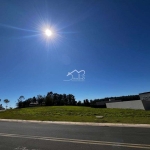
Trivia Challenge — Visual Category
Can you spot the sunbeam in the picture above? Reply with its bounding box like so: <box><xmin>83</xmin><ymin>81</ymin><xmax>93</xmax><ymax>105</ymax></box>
<box><xmin>0</xmin><ymin>23</ymin><xmax>38</xmax><ymax>33</ymax></box>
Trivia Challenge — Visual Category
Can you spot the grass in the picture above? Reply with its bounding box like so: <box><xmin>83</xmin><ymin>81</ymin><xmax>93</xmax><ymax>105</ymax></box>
<box><xmin>0</xmin><ymin>106</ymin><xmax>150</xmax><ymax>124</ymax></box>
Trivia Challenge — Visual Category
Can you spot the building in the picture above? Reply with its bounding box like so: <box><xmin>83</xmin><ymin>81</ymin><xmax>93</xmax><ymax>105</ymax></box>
<box><xmin>106</xmin><ymin>92</ymin><xmax>150</xmax><ymax>110</ymax></box>
<box><xmin>95</xmin><ymin>101</ymin><xmax>107</xmax><ymax>108</ymax></box>
<box><xmin>106</xmin><ymin>100</ymin><xmax>150</xmax><ymax>110</ymax></box>
<box><xmin>139</xmin><ymin>92</ymin><xmax>150</xmax><ymax>101</ymax></box>
<box><xmin>96</xmin><ymin>100</ymin><xmax>122</xmax><ymax>108</ymax></box>
<box><xmin>29</xmin><ymin>101</ymin><xmax>39</xmax><ymax>107</ymax></box>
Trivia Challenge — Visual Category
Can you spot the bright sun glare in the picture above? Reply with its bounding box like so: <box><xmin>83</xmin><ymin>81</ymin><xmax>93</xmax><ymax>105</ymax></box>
<box><xmin>45</xmin><ymin>29</ymin><xmax>52</xmax><ymax>37</ymax></box>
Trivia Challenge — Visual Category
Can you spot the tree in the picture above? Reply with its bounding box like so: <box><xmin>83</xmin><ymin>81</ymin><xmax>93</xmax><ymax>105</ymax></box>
<box><xmin>45</xmin><ymin>96</ymin><xmax>53</xmax><ymax>106</ymax></box>
<box><xmin>57</xmin><ymin>94</ymin><xmax>62</xmax><ymax>105</ymax></box>
<box><xmin>16</xmin><ymin>96</ymin><xmax>25</xmax><ymax>108</ymax></box>
<box><xmin>18</xmin><ymin>96</ymin><xmax>25</xmax><ymax>102</ymax></box>
<box><xmin>77</xmin><ymin>101</ymin><xmax>82</xmax><ymax>106</ymax></box>
<box><xmin>63</xmin><ymin>94</ymin><xmax>68</xmax><ymax>105</ymax></box>
<box><xmin>84</xmin><ymin>99</ymin><xmax>90</xmax><ymax>106</ymax></box>
<box><xmin>32</xmin><ymin>97</ymin><xmax>36</xmax><ymax>103</ymax></box>
<box><xmin>90</xmin><ymin>100</ymin><xmax>94</xmax><ymax>106</ymax></box>
<box><xmin>37</xmin><ymin>95</ymin><xmax>44</xmax><ymax>105</ymax></box>
<box><xmin>53</xmin><ymin>93</ymin><xmax>58</xmax><ymax>105</ymax></box>
<box><xmin>4</xmin><ymin>99</ymin><xmax>10</xmax><ymax>109</ymax></box>
<box><xmin>47</xmin><ymin>91</ymin><xmax>53</xmax><ymax>98</ymax></box>
<box><xmin>67</xmin><ymin>94</ymin><xmax>76</xmax><ymax>105</ymax></box>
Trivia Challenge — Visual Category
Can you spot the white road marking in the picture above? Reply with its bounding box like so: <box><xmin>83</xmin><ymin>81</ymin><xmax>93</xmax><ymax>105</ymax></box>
<box><xmin>14</xmin><ymin>147</ymin><xmax>39</xmax><ymax>150</ymax></box>
<box><xmin>0</xmin><ymin>132</ymin><xmax>150</xmax><ymax>149</ymax></box>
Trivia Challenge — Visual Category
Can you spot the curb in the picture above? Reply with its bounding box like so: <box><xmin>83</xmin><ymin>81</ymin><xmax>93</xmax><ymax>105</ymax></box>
<box><xmin>0</xmin><ymin>119</ymin><xmax>150</xmax><ymax>128</ymax></box>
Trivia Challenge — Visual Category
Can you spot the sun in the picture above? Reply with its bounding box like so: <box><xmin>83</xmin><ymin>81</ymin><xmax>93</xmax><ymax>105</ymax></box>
<box><xmin>45</xmin><ymin>29</ymin><xmax>52</xmax><ymax>37</ymax></box>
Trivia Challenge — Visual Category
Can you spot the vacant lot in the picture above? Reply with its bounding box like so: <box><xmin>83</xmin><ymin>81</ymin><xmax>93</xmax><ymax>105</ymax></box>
<box><xmin>0</xmin><ymin>106</ymin><xmax>150</xmax><ymax>124</ymax></box>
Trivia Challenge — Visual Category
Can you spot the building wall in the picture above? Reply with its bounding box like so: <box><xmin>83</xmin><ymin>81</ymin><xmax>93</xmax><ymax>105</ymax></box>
<box><xmin>142</xmin><ymin>100</ymin><xmax>150</xmax><ymax>110</ymax></box>
<box><xmin>106</xmin><ymin>100</ymin><xmax>145</xmax><ymax>110</ymax></box>
<box><xmin>139</xmin><ymin>93</ymin><xmax>150</xmax><ymax>101</ymax></box>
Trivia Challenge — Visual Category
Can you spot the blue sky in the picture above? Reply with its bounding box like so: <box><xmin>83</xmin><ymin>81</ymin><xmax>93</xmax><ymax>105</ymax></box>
<box><xmin>0</xmin><ymin>0</ymin><xmax>150</xmax><ymax>108</ymax></box>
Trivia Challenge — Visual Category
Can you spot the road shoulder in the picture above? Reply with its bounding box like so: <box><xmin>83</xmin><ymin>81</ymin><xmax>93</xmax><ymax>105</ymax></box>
<box><xmin>0</xmin><ymin>119</ymin><xmax>150</xmax><ymax>128</ymax></box>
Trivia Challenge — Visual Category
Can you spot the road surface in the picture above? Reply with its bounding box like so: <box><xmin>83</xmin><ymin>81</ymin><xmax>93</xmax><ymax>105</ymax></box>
<box><xmin>0</xmin><ymin>121</ymin><xmax>150</xmax><ymax>150</ymax></box>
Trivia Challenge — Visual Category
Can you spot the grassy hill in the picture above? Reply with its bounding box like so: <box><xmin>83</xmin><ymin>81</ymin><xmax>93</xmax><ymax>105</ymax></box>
<box><xmin>0</xmin><ymin>106</ymin><xmax>150</xmax><ymax>124</ymax></box>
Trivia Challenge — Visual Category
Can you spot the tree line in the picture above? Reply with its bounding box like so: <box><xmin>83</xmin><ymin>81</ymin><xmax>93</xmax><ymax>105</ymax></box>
<box><xmin>16</xmin><ymin>91</ymin><xmax>140</xmax><ymax>108</ymax></box>
<box><xmin>93</xmin><ymin>95</ymin><xmax>140</xmax><ymax>103</ymax></box>
<box><xmin>17</xmin><ymin>92</ymin><xmax>77</xmax><ymax>108</ymax></box>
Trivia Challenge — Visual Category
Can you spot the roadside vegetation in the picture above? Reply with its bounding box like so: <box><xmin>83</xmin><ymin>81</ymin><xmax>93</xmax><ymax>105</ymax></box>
<box><xmin>0</xmin><ymin>106</ymin><xmax>150</xmax><ymax>124</ymax></box>
<box><xmin>15</xmin><ymin>91</ymin><xmax>140</xmax><ymax>108</ymax></box>
<box><xmin>0</xmin><ymin>91</ymin><xmax>148</xmax><ymax>124</ymax></box>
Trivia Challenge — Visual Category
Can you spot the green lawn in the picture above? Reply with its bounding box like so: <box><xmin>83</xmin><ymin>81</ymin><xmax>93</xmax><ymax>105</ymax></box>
<box><xmin>0</xmin><ymin>106</ymin><xmax>150</xmax><ymax>124</ymax></box>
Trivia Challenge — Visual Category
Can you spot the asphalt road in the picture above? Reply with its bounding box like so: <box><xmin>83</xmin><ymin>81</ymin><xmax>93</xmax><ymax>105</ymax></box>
<box><xmin>0</xmin><ymin>121</ymin><xmax>150</xmax><ymax>150</ymax></box>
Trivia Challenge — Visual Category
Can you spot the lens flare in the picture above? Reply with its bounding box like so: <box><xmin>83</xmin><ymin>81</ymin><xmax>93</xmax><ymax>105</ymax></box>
<box><xmin>45</xmin><ymin>29</ymin><xmax>52</xmax><ymax>37</ymax></box>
